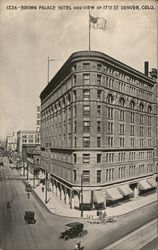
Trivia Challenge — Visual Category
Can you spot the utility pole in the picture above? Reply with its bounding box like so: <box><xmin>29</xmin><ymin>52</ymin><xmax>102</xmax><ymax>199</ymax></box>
<box><xmin>47</xmin><ymin>57</ymin><xmax>61</xmax><ymax>84</ymax></box>
<box><xmin>33</xmin><ymin>168</ymin><xmax>35</xmax><ymax>188</ymax></box>
<box><xmin>80</xmin><ymin>174</ymin><xmax>83</xmax><ymax>217</ymax></box>
<box><xmin>45</xmin><ymin>170</ymin><xmax>48</xmax><ymax>203</ymax></box>
<box><xmin>27</xmin><ymin>164</ymin><xmax>29</xmax><ymax>181</ymax></box>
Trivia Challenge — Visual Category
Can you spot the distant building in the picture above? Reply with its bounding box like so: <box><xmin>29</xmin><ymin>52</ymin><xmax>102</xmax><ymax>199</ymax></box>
<box><xmin>26</xmin><ymin>145</ymin><xmax>41</xmax><ymax>175</ymax></box>
<box><xmin>17</xmin><ymin>130</ymin><xmax>40</xmax><ymax>159</ymax></box>
<box><xmin>6</xmin><ymin>132</ymin><xmax>17</xmax><ymax>152</ymax></box>
<box><xmin>36</xmin><ymin>105</ymin><xmax>41</xmax><ymax>133</ymax></box>
<box><xmin>40</xmin><ymin>51</ymin><xmax>158</xmax><ymax>211</ymax></box>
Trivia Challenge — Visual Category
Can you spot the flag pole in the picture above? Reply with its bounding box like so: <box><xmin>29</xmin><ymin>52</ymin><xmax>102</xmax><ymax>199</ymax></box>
<box><xmin>89</xmin><ymin>11</ymin><xmax>90</xmax><ymax>51</ymax></box>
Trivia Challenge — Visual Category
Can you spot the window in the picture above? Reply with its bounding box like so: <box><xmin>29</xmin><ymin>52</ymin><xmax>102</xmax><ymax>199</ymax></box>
<box><xmin>97</xmin><ymin>154</ymin><xmax>101</xmax><ymax>163</ymax></box>
<box><xmin>130</xmin><ymin>112</ymin><xmax>135</xmax><ymax>123</ymax></box>
<box><xmin>83</xmin><ymin>137</ymin><xmax>90</xmax><ymax>147</ymax></box>
<box><xmin>107</xmin><ymin>122</ymin><xmax>113</xmax><ymax>134</ymax></box>
<box><xmin>97</xmin><ymin>90</ymin><xmax>102</xmax><ymax>101</ymax></box>
<box><xmin>107</xmin><ymin>136</ymin><xmax>113</xmax><ymax>147</ymax></box>
<box><xmin>148</xmin><ymin>139</ymin><xmax>152</xmax><ymax>147</ymax></box>
<box><xmin>97</xmin><ymin>137</ymin><xmax>101</xmax><ymax>147</ymax></box>
<box><xmin>83</xmin><ymin>63</ymin><xmax>90</xmax><ymax>69</ymax></box>
<box><xmin>97</xmin><ymin>64</ymin><xmax>102</xmax><ymax>70</ymax></box>
<box><xmin>140</xmin><ymin>138</ymin><xmax>144</xmax><ymax>147</ymax></box>
<box><xmin>120</xmin><ymin>110</ymin><xmax>124</xmax><ymax>121</ymax></box>
<box><xmin>139</xmin><ymin>126</ymin><xmax>144</xmax><ymax>137</ymax></box>
<box><xmin>97</xmin><ymin>170</ymin><xmax>102</xmax><ymax>183</ymax></box>
<box><xmin>73</xmin><ymin>75</ymin><xmax>76</xmax><ymax>84</ymax></box>
<box><xmin>83</xmin><ymin>154</ymin><xmax>90</xmax><ymax>163</ymax></box>
<box><xmin>107</xmin><ymin>107</ymin><xmax>113</xmax><ymax>119</ymax></box>
<box><xmin>83</xmin><ymin>105</ymin><xmax>90</xmax><ymax>117</ymax></box>
<box><xmin>83</xmin><ymin>89</ymin><xmax>90</xmax><ymax>101</ymax></box>
<box><xmin>140</xmin><ymin>114</ymin><xmax>144</xmax><ymax>124</ymax></box>
<box><xmin>120</xmin><ymin>124</ymin><xmax>125</xmax><ymax>135</ymax></box>
<box><xmin>97</xmin><ymin>121</ymin><xmax>101</xmax><ymax>133</ymax></box>
<box><xmin>83</xmin><ymin>121</ymin><xmax>90</xmax><ymax>133</ymax></box>
<box><xmin>130</xmin><ymin>138</ymin><xmax>135</xmax><ymax>147</ymax></box>
<box><xmin>119</xmin><ymin>137</ymin><xmax>124</xmax><ymax>147</ymax></box>
<box><xmin>74</xmin><ymin>121</ymin><xmax>76</xmax><ymax>133</ymax></box>
<box><xmin>130</xmin><ymin>101</ymin><xmax>135</xmax><ymax>110</ymax></box>
<box><xmin>130</xmin><ymin>125</ymin><xmax>134</xmax><ymax>136</ymax></box>
<box><xmin>73</xmin><ymin>154</ymin><xmax>77</xmax><ymax>163</ymax></box>
<box><xmin>83</xmin><ymin>74</ymin><xmax>90</xmax><ymax>84</ymax></box>
<box><xmin>148</xmin><ymin>116</ymin><xmax>151</xmax><ymax>125</ymax></box>
<box><xmin>97</xmin><ymin>74</ymin><xmax>102</xmax><ymax>85</ymax></box>
<box><xmin>120</xmin><ymin>97</ymin><xmax>125</xmax><ymax>107</ymax></box>
<box><xmin>140</xmin><ymin>103</ymin><xmax>144</xmax><ymax>112</ymax></box>
<box><xmin>82</xmin><ymin>170</ymin><xmax>90</xmax><ymax>183</ymax></box>
<box><xmin>148</xmin><ymin>127</ymin><xmax>151</xmax><ymax>137</ymax></box>
<box><xmin>148</xmin><ymin>105</ymin><xmax>152</xmax><ymax>113</ymax></box>
<box><xmin>106</xmin><ymin>168</ymin><xmax>114</xmax><ymax>182</ymax></box>
<box><xmin>107</xmin><ymin>93</ymin><xmax>114</xmax><ymax>104</ymax></box>
<box><xmin>73</xmin><ymin>170</ymin><xmax>76</xmax><ymax>182</ymax></box>
<box><xmin>97</xmin><ymin>106</ymin><xmax>101</xmax><ymax>118</ymax></box>
<box><xmin>73</xmin><ymin>90</ymin><xmax>76</xmax><ymax>101</ymax></box>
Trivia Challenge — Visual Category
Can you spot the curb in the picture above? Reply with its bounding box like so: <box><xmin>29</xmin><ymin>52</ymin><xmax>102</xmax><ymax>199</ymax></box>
<box><xmin>19</xmin><ymin>170</ymin><xmax>157</xmax><ymax>220</ymax></box>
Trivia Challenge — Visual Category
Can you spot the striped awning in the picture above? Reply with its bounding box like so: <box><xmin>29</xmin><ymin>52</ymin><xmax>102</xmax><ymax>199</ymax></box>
<box><xmin>118</xmin><ymin>185</ymin><xmax>133</xmax><ymax>196</ymax></box>
<box><xmin>147</xmin><ymin>177</ymin><xmax>157</xmax><ymax>188</ymax></box>
<box><xmin>82</xmin><ymin>190</ymin><xmax>92</xmax><ymax>204</ymax></box>
<box><xmin>93</xmin><ymin>190</ymin><xmax>105</xmax><ymax>203</ymax></box>
<box><xmin>139</xmin><ymin>180</ymin><xmax>152</xmax><ymax>190</ymax></box>
<box><xmin>105</xmin><ymin>187</ymin><xmax>123</xmax><ymax>201</ymax></box>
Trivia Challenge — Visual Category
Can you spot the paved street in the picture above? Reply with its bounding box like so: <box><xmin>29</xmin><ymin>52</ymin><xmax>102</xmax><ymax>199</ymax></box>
<box><xmin>0</xmin><ymin>158</ymin><xmax>157</xmax><ymax>250</ymax></box>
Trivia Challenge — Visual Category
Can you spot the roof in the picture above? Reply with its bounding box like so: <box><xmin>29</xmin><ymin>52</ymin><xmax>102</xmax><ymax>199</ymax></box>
<box><xmin>65</xmin><ymin>222</ymin><xmax>84</xmax><ymax>227</ymax></box>
<box><xmin>40</xmin><ymin>50</ymin><xmax>155</xmax><ymax>102</ymax></box>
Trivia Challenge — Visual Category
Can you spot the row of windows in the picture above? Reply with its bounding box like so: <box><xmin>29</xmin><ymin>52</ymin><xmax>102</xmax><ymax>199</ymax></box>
<box><xmin>80</xmin><ymin>164</ymin><xmax>153</xmax><ymax>183</ymax></box>
<box><xmin>72</xmin><ymin>72</ymin><xmax>153</xmax><ymax>100</ymax></box>
<box><xmin>41</xmin><ymin>89</ymin><xmax>152</xmax><ymax>119</ymax></box>
<box><xmin>72</xmin><ymin>62</ymin><xmax>153</xmax><ymax>92</ymax></box>
<box><xmin>75</xmin><ymin>151</ymin><xmax>153</xmax><ymax>164</ymax></box>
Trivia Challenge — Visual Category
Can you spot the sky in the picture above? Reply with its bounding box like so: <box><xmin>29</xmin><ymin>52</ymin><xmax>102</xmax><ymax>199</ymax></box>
<box><xmin>0</xmin><ymin>0</ymin><xmax>157</xmax><ymax>141</ymax></box>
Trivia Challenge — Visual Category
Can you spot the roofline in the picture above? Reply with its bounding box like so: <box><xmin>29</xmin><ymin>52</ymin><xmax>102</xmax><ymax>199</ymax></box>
<box><xmin>40</xmin><ymin>50</ymin><xmax>155</xmax><ymax>101</ymax></box>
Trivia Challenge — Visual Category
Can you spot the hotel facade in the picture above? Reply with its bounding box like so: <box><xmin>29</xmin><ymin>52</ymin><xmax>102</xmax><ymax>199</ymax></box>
<box><xmin>40</xmin><ymin>51</ymin><xmax>157</xmax><ymax>210</ymax></box>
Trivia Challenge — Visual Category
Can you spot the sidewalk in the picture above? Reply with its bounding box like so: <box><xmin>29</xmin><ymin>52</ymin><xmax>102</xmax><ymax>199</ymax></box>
<box><xmin>19</xmin><ymin>169</ymin><xmax>157</xmax><ymax>218</ymax></box>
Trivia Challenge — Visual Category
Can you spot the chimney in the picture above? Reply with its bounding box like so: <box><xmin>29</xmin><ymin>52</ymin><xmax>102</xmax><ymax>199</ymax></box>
<box><xmin>149</xmin><ymin>68</ymin><xmax>157</xmax><ymax>80</ymax></box>
<box><xmin>144</xmin><ymin>61</ymin><xmax>149</xmax><ymax>76</ymax></box>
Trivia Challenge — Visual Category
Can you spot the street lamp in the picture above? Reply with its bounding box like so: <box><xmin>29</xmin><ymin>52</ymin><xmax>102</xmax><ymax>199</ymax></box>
<box><xmin>80</xmin><ymin>174</ymin><xmax>83</xmax><ymax>217</ymax></box>
<box><xmin>45</xmin><ymin>170</ymin><xmax>48</xmax><ymax>203</ymax></box>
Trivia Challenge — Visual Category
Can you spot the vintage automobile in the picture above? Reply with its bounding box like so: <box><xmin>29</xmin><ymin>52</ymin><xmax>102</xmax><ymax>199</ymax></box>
<box><xmin>60</xmin><ymin>222</ymin><xmax>84</xmax><ymax>240</ymax></box>
<box><xmin>24</xmin><ymin>211</ymin><xmax>36</xmax><ymax>224</ymax></box>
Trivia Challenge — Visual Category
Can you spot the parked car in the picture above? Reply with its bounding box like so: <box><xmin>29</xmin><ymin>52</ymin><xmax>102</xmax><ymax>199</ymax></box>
<box><xmin>24</xmin><ymin>211</ymin><xmax>36</xmax><ymax>224</ymax></box>
<box><xmin>60</xmin><ymin>222</ymin><xmax>84</xmax><ymax>240</ymax></box>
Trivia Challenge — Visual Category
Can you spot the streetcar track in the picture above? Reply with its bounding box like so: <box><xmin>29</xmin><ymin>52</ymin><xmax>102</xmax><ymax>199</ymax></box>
<box><xmin>5</xmin><ymin>165</ymin><xmax>37</xmax><ymax>250</ymax></box>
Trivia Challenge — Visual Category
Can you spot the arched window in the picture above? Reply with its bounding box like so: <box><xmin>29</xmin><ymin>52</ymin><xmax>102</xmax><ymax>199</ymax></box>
<box><xmin>148</xmin><ymin>105</ymin><xmax>152</xmax><ymax>113</ymax></box>
<box><xmin>120</xmin><ymin>97</ymin><xmax>125</xmax><ymax>107</ymax></box>
<box><xmin>130</xmin><ymin>100</ymin><xmax>135</xmax><ymax>110</ymax></box>
<box><xmin>140</xmin><ymin>103</ymin><xmax>144</xmax><ymax>112</ymax></box>
<box><xmin>107</xmin><ymin>93</ymin><xmax>114</xmax><ymax>104</ymax></box>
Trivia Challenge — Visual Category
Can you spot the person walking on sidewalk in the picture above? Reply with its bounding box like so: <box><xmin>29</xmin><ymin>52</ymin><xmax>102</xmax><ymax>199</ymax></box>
<box><xmin>42</xmin><ymin>186</ymin><xmax>44</xmax><ymax>192</ymax></box>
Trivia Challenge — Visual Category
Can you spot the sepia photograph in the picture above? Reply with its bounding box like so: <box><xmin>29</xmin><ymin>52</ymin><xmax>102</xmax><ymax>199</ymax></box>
<box><xmin>0</xmin><ymin>0</ymin><xmax>158</xmax><ymax>249</ymax></box>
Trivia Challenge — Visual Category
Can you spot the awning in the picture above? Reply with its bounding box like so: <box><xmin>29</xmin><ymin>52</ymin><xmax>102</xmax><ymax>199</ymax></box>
<box><xmin>93</xmin><ymin>190</ymin><xmax>105</xmax><ymax>203</ymax></box>
<box><xmin>74</xmin><ymin>195</ymin><xmax>79</xmax><ymax>208</ymax></box>
<box><xmin>139</xmin><ymin>180</ymin><xmax>152</xmax><ymax>190</ymax></box>
<box><xmin>147</xmin><ymin>177</ymin><xmax>157</xmax><ymax>188</ymax></box>
<box><xmin>105</xmin><ymin>187</ymin><xmax>123</xmax><ymax>201</ymax></box>
<box><xmin>82</xmin><ymin>190</ymin><xmax>92</xmax><ymax>204</ymax></box>
<box><xmin>118</xmin><ymin>185</ymin><xmax>133</xmax><ymax>196</ymax></box>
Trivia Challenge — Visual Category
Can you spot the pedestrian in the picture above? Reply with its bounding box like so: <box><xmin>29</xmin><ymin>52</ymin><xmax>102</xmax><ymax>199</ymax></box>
<box><xmin>7</xmin><ymin>201</ymin><xmax>11</xmax><ymax>209</ymax></box>
<box><xmin>42</xmin><ymin>186</ymin><xmax>44</xmax><ymax>192</ymax></box>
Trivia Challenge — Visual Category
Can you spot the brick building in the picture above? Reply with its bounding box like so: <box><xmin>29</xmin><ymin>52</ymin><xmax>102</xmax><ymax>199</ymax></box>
<box><xmin>6</xmin><ymin>132</ymin><xmax>17</xmax><ymax>152</ymax></box>
<box><xmin>40</xmin><ymin>51</ymin><xmax>157</xmax><ymax>210</ymax></box>
<box><xmin>17</xmin><ymin>130</ymin><xmax>40</xmax><ymax>160</ymax></box>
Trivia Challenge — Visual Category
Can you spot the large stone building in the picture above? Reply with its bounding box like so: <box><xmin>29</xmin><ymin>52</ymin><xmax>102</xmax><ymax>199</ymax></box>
<box><xmin>6</xmin><ymin>132</ymin><xmax>17</xmax><ymax>152</ymax></box>
<box><xmin>17</xmin><ymin>130</ymin><xmax>40</xmax><ymax>159</ymax></box>
<box><xmin>40</xmin><ymin>51</ymin><xmax>157</xmax><ymax>211</ymax></box>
